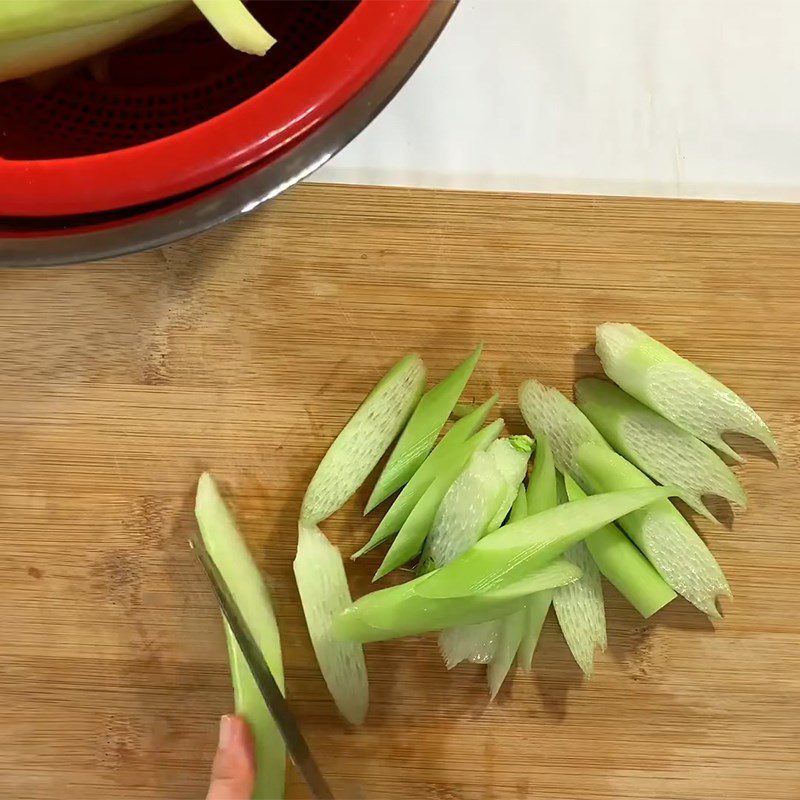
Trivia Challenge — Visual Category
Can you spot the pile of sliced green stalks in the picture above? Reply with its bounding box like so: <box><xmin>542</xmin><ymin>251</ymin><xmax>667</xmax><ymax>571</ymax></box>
<box><xmin>0</xmin><ymin>0</ymin><xmax>274</xmax><ymax>84</ymax></box>
<box><xmin>195</xmin><ymin>324</ymin><xmax>777</xmax><ymax>798</ymax></box>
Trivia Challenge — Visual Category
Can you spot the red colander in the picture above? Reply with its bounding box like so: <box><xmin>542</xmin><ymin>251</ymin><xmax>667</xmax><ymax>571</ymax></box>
<box><xmin>0</xmin><ymin>0</ymin><xmax>435</xmax><ymax>218</ymax></box>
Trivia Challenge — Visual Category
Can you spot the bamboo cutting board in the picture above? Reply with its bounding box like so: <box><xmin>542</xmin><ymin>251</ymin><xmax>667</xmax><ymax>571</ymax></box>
<box><xmin>1</xmin><ymin>184</ymin><xmax>799</xmax><ymax>800</ymax></box>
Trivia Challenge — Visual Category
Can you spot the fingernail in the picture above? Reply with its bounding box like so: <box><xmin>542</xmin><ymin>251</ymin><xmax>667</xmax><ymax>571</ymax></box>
<box><xmin>218</xmin><ymin>715</ymin><xmax>234</xmax><ymax>750</ymax></box>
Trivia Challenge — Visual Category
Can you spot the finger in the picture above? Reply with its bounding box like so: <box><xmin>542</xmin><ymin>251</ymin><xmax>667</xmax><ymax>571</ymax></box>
<box><xmin>206</xmin><ymin>715</ymin><xmax>256</xmax><ymax>800</ymax></box>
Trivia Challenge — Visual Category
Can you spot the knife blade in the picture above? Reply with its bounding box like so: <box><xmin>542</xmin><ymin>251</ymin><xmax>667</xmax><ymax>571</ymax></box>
<box><xmin>189</xmin><ymin>537</ymin><xmax>334</xmax><ymax>800</ymax></box>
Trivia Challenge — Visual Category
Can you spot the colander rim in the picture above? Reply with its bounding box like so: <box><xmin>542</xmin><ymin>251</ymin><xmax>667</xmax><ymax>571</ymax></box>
<box><xmin>0</xmin><ymin>0</ymin><xmax>431</xmax><ymax>217</ymax></box>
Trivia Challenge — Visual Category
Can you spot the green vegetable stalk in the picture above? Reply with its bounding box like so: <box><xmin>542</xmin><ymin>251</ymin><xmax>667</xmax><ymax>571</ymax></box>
<box><xmin>301</xmin><ymin>354</ymin><xmax>426</xmax><ymax>524</ymax></box>
<box><xmin>294</xmin><ymin>523</ymin><xmax>368</xmax><ymax>725</ymax></box>
<box><xmin>353</xmin><ymin>395</ymin><xmax>498</xmax><ymax>559</ymax></box>
<box><xmin>552</xmin><ymin>536</ymin><xmax>606</xmax><ymax>677</ymax></box>
<box><xmin>422</xmin><ymin>437</ymin><xmax>532</xmax><ymax>574</ymax></box>
<box><xmin>485</xmin><ymin>485</ymin><xmax>528</xmax><ymax>696</ymax></box>
<box><xmin>519</xmin><ymin>376</ymin><xmax>720</xmax><ymax>617</ymax></box>
<box><xmin>194</xmin><ymin>473</ymin><xmax>284</xmax><ymax>800</ymax></box>
<box><xmin>516</xmin><ymin>435</ymin><xmax>558</xmax><ymax>670</ymax></box>
<box><xmin>193</xmin><ymin>0</ymin><xmax>275</xmax><ymax>55</ymax></box>
<box><xmin>576</xmin><ymin>376</ymin><xmax>746</xmax><ymax>521</ymax></box>
<box><xmin>487</xmin><ymin>607</ymin><xmax>525</xmax><ymax>699</ymax></box>
<box><xmin>519</xmin><ymin>378</ymin><xmax>611</xmax><ymax>487</ymax></box>
<box><xmin>595</xmin><ymin>323</ymin><xmax>777</xmax><ymax>462</ymax></box>
<box><xmin>365</xmin><ymin>345</ymin><xmax>482</xmax><ymax>511</ymax></box>
<box><xmin>421</xmin><ymin>437</ymin><xmax>531</xmax><ymax>667</ymax></box>
<box><xmin>372</xmin><ymin>419</ymin><xmax>504</xmax><ymax>580</ymax></box>
<box><xmin>564</xmin><ymin>475</ymin><xmax>676</xmax><ymax>618</ymax></box>
<box><xmin>334</xmin><ymin>559</ymin><xmax>582</xmax><ymax>643</ymax></box>
<box><xmin>577</xmin><ymin>442</ymin><xmax>731</xmax><ymax>618</ymax></box>
<box><xmin>414</xmin><ymin>486</ymin><xmax>669</xmax><ymax>598</ymax></box>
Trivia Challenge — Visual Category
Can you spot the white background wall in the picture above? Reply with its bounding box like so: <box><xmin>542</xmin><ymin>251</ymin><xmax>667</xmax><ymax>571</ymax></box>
<box><xmin>314</xmin><ymin>0</ymin><xmax>800</xmax><ymax>201</ymax></box>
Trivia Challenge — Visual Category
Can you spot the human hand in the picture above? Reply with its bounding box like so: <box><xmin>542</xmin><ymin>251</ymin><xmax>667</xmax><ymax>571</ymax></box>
<box><xmin>206</xmin><ymin>715</ymin><xmax>255</xmax><ymax>800</ymax></box>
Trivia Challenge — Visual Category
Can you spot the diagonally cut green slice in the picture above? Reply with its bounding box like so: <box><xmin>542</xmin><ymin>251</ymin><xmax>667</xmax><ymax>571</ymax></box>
<box><xmin>372</xmin><ymin>419</ymin><xmax>504</xmax><ymax>578</ymax></box>
<box><xmin>365</xmin><ymin>345</ymin><xmax>482</xmax><ymax>512</ymax></box>
<box><xmin>294</xmin><ymin>522</ymin><xmax>368</xmax><ymax>725</ymax></box>
<box><xmin>520</xmin><ymin>379</ymin><xmax>611</xmax><ymax>487</ymax></box>
<box><xmin>422</xmin><ymin>437</ymin><xmax>531</xmax><ymax>575</ymax></box>
<box><xmin>552</xmin><ymin>539</ymin><xmax>605</xmax><ymax>677</ymax></box>
<box><xmin>194</xmin><ymin>472</ymin><xmax>284</xmax><ymax>800</ymax></box>
<box><xmin>439</xmin><ymin>622</ymin><xmax>499</xmax><ymax>668</ymax></box>
<box><xmin>192</xmin><ymin>0</ymin><xmax>275</xmax><ymax>55</ymax></box>
<box><xmin>417</xmin><ymin>450</ymin><xmax>505</xmax><ymax>576</ymax></box>
<box><xmin>487</xmin><ymin>607</ymin><xmax>525</xmax><ymax>699</ymax></box>
<box><xmin>595</xmin><ymin>323</ymin><xmax>778</xmax><ymax>462</ymax></box>
<box><xmin>526</xmin><ymin>434</ymin><xmax>558</xmax><ymax>514</ymax></box>
<box><xmin>426</xmin><ymin>439</ymin><xmax>523</xmax><ymax>666</ymax></box>
<box><xmin>518</xmin><ymin>377</ymin><xmax>707</xmax><ymax>617</ymax></box>
<box><xmin>577</xmin><ymin>442</ymin><xmax>731</xmax><ymax>618</ymax></box>
<box><xmin>224</xmin><ymin>636</ymin><xmax>282</xmax><ymax>800</ymax></box>
<box><xmin>486</xmin><ymin>436</ymin><xmax>534</xmax><ymax>531</ymax></box>
<box><xmin>576</xmin><ymin>377</ymin><xmax>747</xmax><ymax>521</ymax></box>
<box><xmin>517</xmin><ymin>435</ymin><xmax>558</xmax><ymax>670</ymax></box>
<box><xmin>516</xmin><ymin>592</ymin><xmax>551</xmax><ymax>671</ymax></box>
<box><xmin>334</xmin><ymin>559</ymin><xmax>582</xmax><ymax>643</ymax></box>
<box><xmin>510</xmin><ymin>484</ymin><xmax>527</xmax><ymax>522</ymax></box>
<box><xmin>353</xmin><ymin>395</ymin><xmax>498</xmax><ymax>559</ymax></box>
<box><xmin>301</xmin><ymin>354</ymin><xmax>425</xmax><ymax>525</ymax></box>
<box><xmin>416</xmin><ymin>486</ymin><xmax>669</xmax><ymax>599</ymax></box>
<box><xmin>445</xmin><ymin>476</ymin><xmax>531</xmax><ymax>671</ymax></box>
<box><xmin>452</xmin><ymin>402</ymin><xmax>481</xmax><ymax>419</ymax></box>
<box><xmin>484</xmin><ymin>485</ymin><xmax>528</xmax><ymax>685</ymax></box>
<box><xmin>564</xmin><ymin>475</ymin><xmax>676</xmax><ymax>618</ymax></box>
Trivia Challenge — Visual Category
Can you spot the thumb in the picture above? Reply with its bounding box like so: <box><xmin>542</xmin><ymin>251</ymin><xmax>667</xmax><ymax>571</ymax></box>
<box><xmin>206</xmin><ymin>715</ymin><xmax>256</xmax><ymax>800</ymax></box>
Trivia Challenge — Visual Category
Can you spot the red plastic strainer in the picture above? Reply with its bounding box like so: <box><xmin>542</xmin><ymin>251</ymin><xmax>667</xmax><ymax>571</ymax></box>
<box><xmin>0</xmin><ymin>0</ymin><xmax>432</xmax><ymax>217</ymax></box>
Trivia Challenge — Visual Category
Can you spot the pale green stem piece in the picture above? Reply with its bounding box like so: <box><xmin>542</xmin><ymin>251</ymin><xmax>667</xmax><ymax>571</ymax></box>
<box><xmin>516</xmin><ymin>591</ymin><xmax>552</xmax><ymax>671</ymax></box>
<box><xmin>517</xmin><ymin>435</ymin><xmax>558</xmax><ymax>670</ymax></box>
<box><xmin>552</xmin><ymin>539</ymin><xmax>606</xmax><ymax>677</ymax></box>
<box><xmin>372</xmin><ymin>419</ymin><xmax>504</xmax><ymax>579</ymax></box>
<box><xmin>194</xmin><ymin>472</ymin><xmax>284</xmax><ymax>800</ymax></box>
<box><xmin>452</xmin><ymin>402</ymin><xmax>481</xmax><ymax>419</ymax></box>
<box><xmin>294</xmin><ymin>523</ymin><xmax>368</xmax><ymax>725</ymax></box>
<box><xmin>595</xmin><ymin>322</ymin><xmax>777</xmax><ymax>462</ymax></box>
<box><xmin>366</xmin><ymin>345</ymin><xmax>482</xmax><ymax>511</ymax></box>
<box><xmin>576</xmin><ymin>376</ymin><xmax>746</xmax><ymax>521</ymax></box>
<box><xmin>224</xmin><ymin>631</ymin><xmax>284</xmax><ymax>800</ymax></box>
<box><xmin>487</xmin><ymin>608</ymin><xmax>526</xmax><ymax>700</ymax></box>
<box><xmin>509</xmin><ymin>484</ymin><xmax>527</xmax><ymax>522</ymax></box>
<box><xmin>420</xmin><ymin>438</ymin><xmax>531</xmax><ymax>666</ymax></box>
<box><xmin>334</xmin><ymin>559</ymin><xmax>582</xmax><ymax>643</ymax></box>
<box><xmin>485</xmin><ymin>486</ymin><xmax>528</xmax><ymax>687</ymax></box>
<box><xmin>423</xmin><ymin>437</ymin><xmax>532</xmax><ymax>573</ymax></box>
<box><xmin>519</xmin><ymin>378</ymin><xmax>611</xmax><ymax>489</ymax></box>
<box><xmin>519</xmin><ymin>377</ymin><xmax>683</xmax><ymax>618</ymax></box>
<box><xmin>301</xmin><ymin>354</ymin><xmax>426</xmax><ymax>525</ymax></box>
<box><xmin>514</xmin><ymin>432</ymin><xmax>558</xmax><ymax>671</ymax></box>
<box><xmin>416</xmin><ymin>486</ymin><xmax>669</xmax><ymax>599</ymax></box>
<box><xmin>526</xmin><ymin>434</ymin><xmax>558</xmax><ymax>514</ymax></box>
<box><xmin>577</xmin><ymin>442</ymin><xmax>731</xmax><ymax>618</ymax></box>
<box><xmin>353</xmin><ymin>395</ymin><xmax>498</xmax><ymax>559</ymax></box>
<box><xmin>564</xmin><ymin>475</ymin><xmax>676</xmax><ymax>618</ymax></box>
<box><xmin>439</xmin><ymin>622</ymin><xmax>498</xmax><ymax>668</ymax></box>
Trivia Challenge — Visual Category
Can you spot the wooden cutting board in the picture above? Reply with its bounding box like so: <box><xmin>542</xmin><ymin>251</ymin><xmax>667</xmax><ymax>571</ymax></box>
<box><xmin>1</xmin><ymin>184</ymin><xmax>799</xmax><ymax>800</ymax></box>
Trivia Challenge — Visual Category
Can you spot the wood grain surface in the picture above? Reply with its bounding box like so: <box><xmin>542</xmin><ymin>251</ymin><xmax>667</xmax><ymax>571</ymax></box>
<box><xmin>1</xmin><ymin>184</ymin><xmax>799</xmax><ymax>800</ymax></box>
